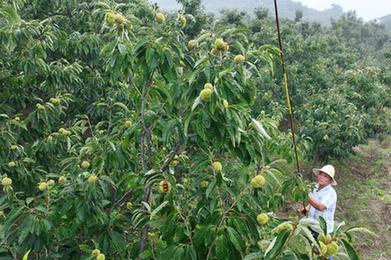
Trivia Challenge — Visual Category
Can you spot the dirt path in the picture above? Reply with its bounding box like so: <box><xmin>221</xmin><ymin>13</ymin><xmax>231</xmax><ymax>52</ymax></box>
<box><xmin>337</xmin><ymin>138</ymin><xmax>391</xmax><ymax>259</ymax></box>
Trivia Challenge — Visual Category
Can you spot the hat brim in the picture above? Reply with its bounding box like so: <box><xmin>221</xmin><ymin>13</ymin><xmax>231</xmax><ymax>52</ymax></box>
<box><xmin>313</xmin><ymin>168</ymin><xmax>337</xmax><ymax>186</ymax></box>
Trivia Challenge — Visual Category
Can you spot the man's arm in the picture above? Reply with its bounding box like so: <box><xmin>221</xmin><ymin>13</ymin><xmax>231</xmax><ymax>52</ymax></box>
<box><xmin>308</xmin><ymin>195</ymin><xmax>327</xmax><ymax>211</ymax></box>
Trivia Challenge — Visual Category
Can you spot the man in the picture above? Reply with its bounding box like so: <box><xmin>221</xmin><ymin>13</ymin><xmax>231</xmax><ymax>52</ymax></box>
<box><xmin>300</xmin><ymin>164</ymin><xmax>337</xmax><ymax>258</ymax></box>
<box><xmin>301</xmin><ymin>165</ymin><xmax>337</xmax><ymax>232</ymax></box>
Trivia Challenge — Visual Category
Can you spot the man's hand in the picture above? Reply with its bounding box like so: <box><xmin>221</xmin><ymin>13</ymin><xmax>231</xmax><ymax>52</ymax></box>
<box><xmin>298</xmin><ymin>205</ymin><xmax>309</xmax><ymax>215</ymax></box>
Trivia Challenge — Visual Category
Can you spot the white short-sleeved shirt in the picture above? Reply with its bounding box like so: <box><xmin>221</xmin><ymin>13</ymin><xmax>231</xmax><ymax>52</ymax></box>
<box><xmin>308</xmin><ymin>184</ymin><xmax>337</xmax><ymax>233</ymax></box>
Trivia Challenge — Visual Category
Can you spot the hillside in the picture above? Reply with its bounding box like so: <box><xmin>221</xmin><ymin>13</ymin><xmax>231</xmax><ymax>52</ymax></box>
<box><xmin>379</xmin><ymin>13</ymin><xmax>391</xmax><ymax>28</ymax></box>
<box><xmin>151</xmin><ymin>0</ymin><xmax>344</xmax><ymax>25</ymax></box>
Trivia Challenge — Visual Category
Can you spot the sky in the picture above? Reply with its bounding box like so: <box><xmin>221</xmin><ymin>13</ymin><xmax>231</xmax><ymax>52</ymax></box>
<box><xmin>298</xmin><ymin>0</ymin><xmax>391</xmax><ymax>21</ymax></box>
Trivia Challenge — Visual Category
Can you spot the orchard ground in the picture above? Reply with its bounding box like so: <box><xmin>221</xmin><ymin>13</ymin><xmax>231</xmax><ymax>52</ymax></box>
<box><xmin>336</xmin><ymin>137</ymin><xmax>391</xmax><ymax>259</ymax></box>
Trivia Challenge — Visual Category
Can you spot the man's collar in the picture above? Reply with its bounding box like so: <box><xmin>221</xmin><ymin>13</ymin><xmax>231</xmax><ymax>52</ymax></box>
<box><xmin>316</xmin><ymin>184</ymin><xmax>331</xmax><ymax>192</ymax></box>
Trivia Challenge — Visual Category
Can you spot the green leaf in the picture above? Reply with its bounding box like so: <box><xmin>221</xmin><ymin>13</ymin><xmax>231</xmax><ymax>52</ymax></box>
<box><xmin>226</xmin><ymin>227</ymin><xmax>244</xmax><ymax>253</ymax></box>
<box><xmin>215</xmin><ymin>235</ymin><xmax>230</xmax><ymax>259</ymax></box>
<box><xmin>3</xmin><ymin>207</ymin><xmax>24</xmax><ymax>233</ymax></box>
<box><xmin>341</xmin><ymin>239</ymin><xmax>359</xmax><ymax>260</ymax></box>
<box><xmin>117</xmin><ymin>43</ymin><xmax>127</xmax><ymax>56</ymax></box>
<box><xmin>264</xmin><ymin>230</ymin><xmax>290</xmax><ymax>260</ymax></box>
<box><xmin>206</xmin><ymin>178</ymin><xmax>217</xmax><ymax>198</ymax></box>
<box><xmin>18</xmin><ymin>215</ymin><xmax>33</xmax><ymax>244</ymax></box>
<box><xmin>231</xmin><ymin>217</ymin><xmax>249</xmax><ymax>240</ymax></box>
<box><xmin>318</xmin><ymin>216</ymin><xmax>327</xmax><ymax>235</ymax></box>
<box><xmin>146</xmin><ymin>47</ymin><xmax>158</xmax><ymax>72</ymax></box>
<box><xmin>2</xmin><ymin>4</ymin><xmax>21</xmax><ymax>24</ymax></box>
<box><xmin>192</xmin><ymin>96</ymin><xmax>201</xmax><ymax>111</ymax></box>
<box><xmin>251</xmin><ymin>119</ymin><xmax>271</xmax><ymax>139</ymax></box>
<box><xmin>150</xmin><ymin>201</ymin><xmax>168</xmax><ymax>219</ymax></box>
<box><xmin>345</xmin><ymin>226</ymin><xmax>378</xmax><ymax>237</ymax></box>
<box><xmin>281</xmin><ymin>250</ymin><xmax>299</xmax><ymax>260</ymax></box>
<box><xmin>111</xmin><ymin>231</ymin><xmax>126</xmax><ymax>253</ymax></box>
<box><xmin>22</xmin><ymin>249</ymin><xmax>31</xmax><ymax>260</ymax></box>
<box><xmin>184</xmin><ymin>111</ymin><xmax>194</xmax><ymax>138</ymax></box>
<box><xmin>244</xmin><ymin>252</ymin><xmax>263</xmax><ymax>260</ymax></box>
<box><xmin>173</xmin><ymin>246</ymin><xmax>185</xmax><ymax>260</ymax></box>
<box><xmin>193</xmin><ymin>224</ymin><xmax>215</xmax><ymax>247</ymax></box>
<box><xmin>141</xmin><ymin>202</ymin><xmax>151</xmax><ymax>213</ymax></box>
<box><xmin>113</xmin><ymin>102</ymin><xmax>130</xmax><ymax>112</ymax></box>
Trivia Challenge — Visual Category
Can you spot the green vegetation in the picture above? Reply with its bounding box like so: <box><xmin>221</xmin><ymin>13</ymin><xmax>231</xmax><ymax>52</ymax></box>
<box><xmin>0</xmin><ymin>0</ymin><xmax>389</xmax><ymax>259</ymax></box>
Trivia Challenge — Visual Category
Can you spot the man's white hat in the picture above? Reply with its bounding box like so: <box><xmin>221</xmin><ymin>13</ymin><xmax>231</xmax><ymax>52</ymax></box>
<box><xmin>312</xmin><ymin>164</ymin><xmax>337</xmax><ymax>185</ymax></box>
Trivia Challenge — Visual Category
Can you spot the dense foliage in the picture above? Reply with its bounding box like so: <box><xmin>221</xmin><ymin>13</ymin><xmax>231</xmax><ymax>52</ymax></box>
<box><xmin>0</xmin><ymin>0</ymin><xmax>386</xmax><ymax>259</ymax></box>
<box><xmin>247</xmin><ymin>10</ymin><xmax>391</xmax><ymax>161</ymax></box>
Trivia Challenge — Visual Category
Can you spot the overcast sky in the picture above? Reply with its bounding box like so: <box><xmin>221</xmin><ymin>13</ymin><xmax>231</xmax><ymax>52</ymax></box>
<box><xmin>298</xmin><ymin>0</ymin><xmax>391</xmax><ymax>21</ymax></box>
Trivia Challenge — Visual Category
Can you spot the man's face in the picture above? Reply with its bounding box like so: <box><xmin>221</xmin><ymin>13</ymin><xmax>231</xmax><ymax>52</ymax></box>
<box><xmin>317</xmin><ymin>171</ymin><xmax>332</xmax><ymax>186</ymax></box>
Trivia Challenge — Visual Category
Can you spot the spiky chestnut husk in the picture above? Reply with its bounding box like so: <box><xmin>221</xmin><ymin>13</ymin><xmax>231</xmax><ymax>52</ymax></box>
<box><xmin>81</xmin><ymin>161</ymin><xmax>90</xmax><ymax>169</ymax></box>
<box><xmin>215</xmin><ymin>39</ymin><xmax>226</xmax><ymax>50</ymax></box>
<box><xmin>59</xmin><ymin>128</ymin><xmax>71</xmax><ymax>136</ymax></box>
<box><xmin>96</xmin><ymin>253</ymin><xmax>105</xmax><ymax>260</ymax></box>
<box><xmin>257</xmin><ymin>213</ymin><xmax>269</xmax><ymax>225</ymax></box>
<box><xmin>203</xmin><ymin>83</ymin><xmax>214</xmax><ymax>91</ymax></box>
<box><xmin>88</xmin><ymin>175</ymin><xmax>99</xmax><ymax>183</ymax></box>
<box><xmin>251</xmin><ymin>175</ymin><xmax>265</xmax><ymax>188</ymax></box>
<box><xmin>1</xmin><ymin>177</ymin><xmax>12</xmax><ymax>187</ymax></box>
<box><xmin>123</xmin><ymin>120</ymin><xmax>132</xmax><ymax>128</ymax></box>
<box><xmin>159</xmin><ymin>180</ymin><xmax>172</xmax><ymax>193</ymax></box>
<box><xmin>178</xmin><ymin>15</ymin><xmax>186</xmax><ymax>28</ymax></box>
<box><xmin>319</xmin><ymin>241</ymin><xmax>328</xmax><ymax>256</ymax></box>
<box><xmin>155</xmin><ymin>13</ymin><xmax>165</xmax><ymax>24</ymax></box>
<box><xmin>114</xmin><ymin>14</ymin><xmax>126</xmax><ymax>25</ymax></box>
<box><xmin>58</xmin><ymin>176</ymin><xmax>67</xmax><ymax>185</ymax></box>
<box><xmin>188</xmin><ymin>40</ymin><xmax>198</xmax><ymax>50</ymax></box>
<box><xmin>210</xmin><ymin>47</ymin><xmax>219</xmax><ymax>55</ymax></box>
<box><xmin>200</xmin><ymin>180</ymin><xmax>209</xmax><ymax>188</ymax></box>
<box><xmin>8</xmin><ymin>161</ymin><xmax>16</xmax><ymax>168</ymax></box>
<box><xmin>223</xmin><ymin>99</ymin><xmax>229</xmax><ymax>108</ymax></box>
<box><xmin>212</xmin><ymin>161</ymin><xmax>222</xmax><ymax>172</ymax></box>
<box><xmin>91</xmin><ymin>249</ymin><xmax>101</xmax><ymax>257</ymax></box>
<box><xmin>234</xmin><ymin>54</ymin><xmax>245</xmax><ymax>64</ymax></box>
<box><xmin>105</xmin><ymin>12</ymin><xmax>116</xmax><ymax>25</ymax></box>
<box><xmin>50</xmin><ymin>98</ymin><xmax>61</xmax><ymax>105</ymax></box>
<box><xmin>38</xmin><ymin>182</ymin><xmax>48</xmax><ymax>191</ymax></box>
<box><xmin>170</xmin><ymin>155</ymin><xmax>180</xmax><ymax>166</ymax></box>
<box><xmin>36</xmin><ymin>103</ymin><xmax>45</xmax><ymax>111</ymax></box>
<box><xmin>199</xmin><ymin>88</ymin><xmax>213</xmax><ymax>102</ymax></box>
<box><xmin>272</xmin><ymin>223</ymin><xmax>294</xmax><ymax>234</ymax></box>
<box><xmin>324</xmin><ymin>241</ymin><xmax>339</xmax><ymax>257</ymax></box>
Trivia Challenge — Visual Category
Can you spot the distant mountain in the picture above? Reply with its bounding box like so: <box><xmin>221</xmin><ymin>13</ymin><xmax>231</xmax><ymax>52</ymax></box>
<box><xmin>379</xmin><ymin>14</ymin><xmax>391</xmax><ymax>27</ymax></box>
<box><xmin>150</xmin><ymin>0</ymin><xmax>344</xmax><ymax>25</ymax></box>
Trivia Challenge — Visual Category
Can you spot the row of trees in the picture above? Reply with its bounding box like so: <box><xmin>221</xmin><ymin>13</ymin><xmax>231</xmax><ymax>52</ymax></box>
<box><xmin>194</xmin><ymin>5</ymin><xmax>391</xmax><ymax>161</ymax></box>
<box><xmin>0</xmin><ymin>0</ymin><xmax>385</xmax><ymax>258</ymax></box>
